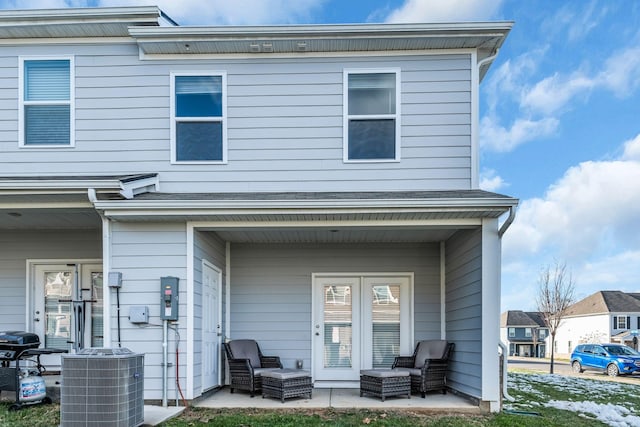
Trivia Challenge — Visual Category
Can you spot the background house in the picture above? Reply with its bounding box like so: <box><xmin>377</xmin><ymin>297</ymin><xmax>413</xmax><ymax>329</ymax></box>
<box><xmin>500</xmin><ymin>310</ymin><xmax>548</xmax><ymax>358</ymax></box>
<box><xmin>0</xmin><ymin>6</ymin><xmax>516</xmax><ymax>411</ymax></box>
<box><xmin>553</xmin><ymin>291</ymin><xmax>640</xmax><ymax>357</ymax></box>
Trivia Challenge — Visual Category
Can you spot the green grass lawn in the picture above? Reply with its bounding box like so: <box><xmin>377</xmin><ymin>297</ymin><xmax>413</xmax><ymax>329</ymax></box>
<box><xmin>2</xmin><ymin>372</ymin><xmax>638</xmax><ymax>426</ymax></box>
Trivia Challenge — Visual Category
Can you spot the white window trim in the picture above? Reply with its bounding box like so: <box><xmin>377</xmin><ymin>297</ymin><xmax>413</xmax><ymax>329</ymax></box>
<box><xmin>616</xmin><ymin>315</ymin><xmax>628</xmax><ymax>329</ymax></box>
<box><xmin>508</xmin><ymin>328</ymin><xmax>515</xmax><ymax>337</ymax></box>
<box><xmin>525</xmin><ymin>327</ymin><xmax>532</xmax><ymax>337</ymax></box>
<box><xmin>343</xmin><ymin>68</ymin><xmax>401</xmax><ymax>163</ymax></box>
<box><xmin>18</xmin><ymin>56</ymin><xmax>75</xmax><ymax>148</ymax></box>
<box><xmin>170</xmin><ymin>71</ymin><xmax>228</xmax><ymax>164</ymax></box>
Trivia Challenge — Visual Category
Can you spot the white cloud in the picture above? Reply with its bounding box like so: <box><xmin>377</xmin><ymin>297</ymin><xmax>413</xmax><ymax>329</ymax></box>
<box><xmin>520</xmin><ymin>72</ymin><xmax>595</xmax><ymax>115</ymax></box>
<box><xmin>384</xmin><ymin>0</ymin><xmax>503</xmax><ymax>23</ymax></box>
<box><xmin>479</xmin><ymin>169</ymin><xmax>506</xmax><ymax>192</ymax></box>
<box><xmin>504</xmin><ymin>155</ymin><xmax>640</xmax><ymax>261</ymax></box>
<box><xmin>622</xmin><ymin>133</ymin><xmax>640</xmax><ymax>160</ymax></box>
<box><xmin>598</xmin><ymin>45</ymin><xmax>640</xmax><ymax>97</ymax></box>
<box><xmin>480</xmin><ymin>115</ymin><xmax>558</xmax><ymax>152</ymax></box>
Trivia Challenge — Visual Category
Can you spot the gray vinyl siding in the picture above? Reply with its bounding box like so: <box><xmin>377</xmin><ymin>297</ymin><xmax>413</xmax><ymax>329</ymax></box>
<box><xmin>193</xmin><ymin>230</ymin><xmax>226</xmax><ymax>395</ymax></box>
<box><xmin>228</xmin><ymin>242</ymin><xmax>441</xmax><ymax>369</ymax></box>
<box><xmin>109</xmin><ymin>222</ymin><xmax>187</xmax><ymax>400</ymax></box>
<box><xmin>0</xmin><ymin>42</ymin><xmax>472</xmax><ymax>192</ymax></box>
<box><xmin>445</xmin><ymin>227</ymin><xmax>482</xmax><ymax>399</ymax></box>
<box><xmin>0</xmin><ymin>230</ymin><xmax>101</xmax><ymax>331</ymax></box>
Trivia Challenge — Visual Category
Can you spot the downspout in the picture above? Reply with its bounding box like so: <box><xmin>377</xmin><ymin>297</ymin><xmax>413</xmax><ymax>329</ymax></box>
<box><xmin>498</xmin><ymin>206</ymin><xmax>516</xmax><ymax>238</ymax></box>
<box><xmin>498</xmin><ymin>341</ymin><xmax>515</xmax><ymax>402</ymax></box>
<box><xmin>477</xmin><ymin>50</ymin><xmax>499</xmax><ymax>76</ymax></box>
<box><xmin>88</xmin><ymin>189</ymin><xmax>115</xmax><ymax>347</ymax></box>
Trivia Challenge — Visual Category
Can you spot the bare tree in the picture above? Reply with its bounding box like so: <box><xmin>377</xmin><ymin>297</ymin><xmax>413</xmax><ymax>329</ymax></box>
<box><xmin>536</xmin><ymin>261</ymin><xmax>576</xmax><ymax>373</ymax></box>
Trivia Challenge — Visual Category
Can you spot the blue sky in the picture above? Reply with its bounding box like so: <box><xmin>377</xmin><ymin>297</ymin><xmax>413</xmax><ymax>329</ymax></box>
<box><xmin>3</xmin><ymin>0</ymin><xmax>640</xmax><ymax>312</ymax></box>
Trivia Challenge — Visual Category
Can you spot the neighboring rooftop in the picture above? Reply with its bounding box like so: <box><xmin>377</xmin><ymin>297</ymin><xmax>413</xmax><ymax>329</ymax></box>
<box><xmin>501</xmin><ymin>310</ymin><xmax>546</xmax><ymax>327</ymax></box>
<box><xmin>565</xmin><ymin>291</ymin><xmax>640</xmax><ymax>317</ymax></box>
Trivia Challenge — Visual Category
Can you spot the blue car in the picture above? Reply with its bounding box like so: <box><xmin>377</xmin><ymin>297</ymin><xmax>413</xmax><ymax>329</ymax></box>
<box><xmin>571</xmin><ymin>343</ymin><xmax>640</xmax><ymax>377</ymax></box>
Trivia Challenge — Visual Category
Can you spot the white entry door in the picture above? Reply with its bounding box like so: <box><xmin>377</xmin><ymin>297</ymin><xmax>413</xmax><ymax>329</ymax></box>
<box><xmin>201</xmin><ymin>260</ymin><xmax>222</xmax><ymax>391</ymax></box>
<box><xmin>32</xmin><ymin>262</ymin><xmax>102</xmax><ymax>366</ymax></box>
<box><xmin>313</xmin><ymin>274</ymin><xmax>412</xmax><ymax>383</ymax></box>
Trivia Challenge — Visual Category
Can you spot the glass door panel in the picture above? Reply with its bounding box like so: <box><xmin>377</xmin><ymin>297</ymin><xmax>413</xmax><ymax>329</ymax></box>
<box><xmin>43</xmin><ymin>270</ymin><xmax>73</xmax><ymax>351</ymax></box>
<box><xmin>323</xmin><ymin>284</ymin><xmax>353</xmax><ymax>368</ymax></box>
<box><xmin>90</xmin><ymin>271</ymin><xmax>104</xmax><ymax>347</ymax></box>
<box><xmin>371</xmin><ymin>284</ymin><xmax>400</xmax><ymax>368</ymax></box>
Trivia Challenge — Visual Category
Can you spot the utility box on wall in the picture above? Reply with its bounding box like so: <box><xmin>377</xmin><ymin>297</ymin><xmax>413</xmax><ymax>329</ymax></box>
<box><xmin>160</xmin><ymin>277</ymin><xmax>179</xmax><ymax>321</ymax></box>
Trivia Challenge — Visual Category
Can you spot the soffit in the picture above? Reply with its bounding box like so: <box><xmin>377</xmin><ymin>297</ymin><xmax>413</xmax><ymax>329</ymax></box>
<box><xmin>0</xmin><ymin>6</ymin><xmax>163</xmax><ymax>39</ymax></box>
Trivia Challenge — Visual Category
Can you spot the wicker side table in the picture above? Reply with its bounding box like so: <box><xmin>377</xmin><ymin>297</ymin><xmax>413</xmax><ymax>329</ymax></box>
<box><xmin>261</xmin><ymin>369</ymin><xmax>313</xmax><ymax>403</ymax></box>
<box><xmin>360</xmin><ymin>369</ymin><xmax>411</xmax><ymax>401</ymax></box>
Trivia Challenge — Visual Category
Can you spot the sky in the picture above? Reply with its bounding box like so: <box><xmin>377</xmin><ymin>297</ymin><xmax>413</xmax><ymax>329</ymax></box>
<box><xmin>2</xmin><ymin>0</ymin><xmax>639</xmax><ymax>313</ymax></box>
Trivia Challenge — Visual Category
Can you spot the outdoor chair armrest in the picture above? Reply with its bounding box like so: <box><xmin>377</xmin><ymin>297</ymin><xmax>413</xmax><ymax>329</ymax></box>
<box><xmin>227</xmin><ymin>358</ymin><xmax>253</xmax><ymax>373</ymax></box>
<box><xmin>260</xmin><ymin>356</ymin><xmax>283</xmax><ymax>368</ymax></box>
<box><xmin>392</xmin><ymin>356</ymin><xmax>414</xmax><ymax>369</ymax></box>
<box><xmin>420</xmin><ymin>358</ymin><xmax>448</xmax><ymax>372</ymax></box>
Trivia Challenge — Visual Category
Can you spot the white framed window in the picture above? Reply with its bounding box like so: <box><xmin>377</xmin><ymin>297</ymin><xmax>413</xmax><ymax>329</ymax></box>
<box><xmin>508</xmin><ymin>328</ymin><xmax>515</xmax><ymax>337</ymax></box>
<box><xmin>525</xmin><ymin>328</ymin><xmax>532</xmax><ymax>337</ymax></box>
<box><xmin>170</xmin><ymin>72</ymin><xmax>227</xmax><ymax>163</ymax></box>
<box><xmin>343</xmin><ymin>69</ymin><xmax>400</xmax><ymax>162</ymax></box>
<box><xmin>19</xmin><ymin>57</ymin><xmax>74</xmax><ymax>147</ymax></box>
<box><xmin>615</xmin><ymin>315</ymin><xmax>628</xmax><ymax>329</ymax></box>
<box><xmin>539</xmin><ymin>329</ymin><xmax>546</xmax><ymax>339</ymax></box>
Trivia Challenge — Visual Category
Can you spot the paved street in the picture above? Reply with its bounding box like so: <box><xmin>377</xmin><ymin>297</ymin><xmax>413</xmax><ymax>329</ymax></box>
<box><xmin>508</xmin><ymin>357</ymin><xmax>640</xmax><ymax>385</ymax></box>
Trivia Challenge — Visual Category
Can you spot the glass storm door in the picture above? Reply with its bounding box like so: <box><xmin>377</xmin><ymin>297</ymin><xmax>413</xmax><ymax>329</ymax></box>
<box><xmin>313</xmin><ymin>274</ymin><xmax>412</xmax><ymax>382</ymax></box>
<box><xmin>33</xmin><ymin>263</ymin><xmax>102</xmax><ymax>366</ymax></box>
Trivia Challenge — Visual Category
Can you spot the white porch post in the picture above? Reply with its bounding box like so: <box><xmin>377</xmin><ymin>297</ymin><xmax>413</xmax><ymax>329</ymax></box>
<box><xmin>481</xmin><ymin>217</ymin><xmax>501</xmax><ymax>412</ymax></box>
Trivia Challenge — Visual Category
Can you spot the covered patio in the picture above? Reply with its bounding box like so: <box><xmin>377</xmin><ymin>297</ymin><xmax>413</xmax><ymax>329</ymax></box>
<box><xmin>195</xmin><ymin>387</ymin><xmax>481</xmax><ymax>412</ymax></box>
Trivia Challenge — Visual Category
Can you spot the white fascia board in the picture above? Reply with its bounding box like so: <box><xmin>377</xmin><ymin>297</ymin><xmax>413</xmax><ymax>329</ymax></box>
<box><xmin>93</xmin><ymin>196</ymin><xmax>517</xmax><ymax>211</ymax></box>
<box><xmin>0</xmin><ymin>178</ymin><xmax>122</xmax><ymax>190</ymax></box>
<box><xmin>129</xmin><ymin>21</ymin><xmax>513</xmax><ymax>39</ymax></box>
<box><xmin>0</xmin><ymin>6</ymin><xmax>161</xmax><ymax>24</ymax></box>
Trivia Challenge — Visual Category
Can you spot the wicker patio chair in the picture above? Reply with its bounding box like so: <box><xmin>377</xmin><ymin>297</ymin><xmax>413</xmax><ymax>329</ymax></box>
<box><xmin>223</xmin><ymin>339</ymin><xmax>283</xmax><ymax>397</ymax></box>
<box><xmin>392</xmin><ymin>340</ymin><xmax>454</xmax><ymax>397</ymax></box>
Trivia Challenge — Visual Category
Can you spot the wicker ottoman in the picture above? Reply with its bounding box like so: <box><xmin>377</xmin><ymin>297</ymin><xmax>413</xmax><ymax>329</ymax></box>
<box><xmin>261</xmin><ymin>369</ymin><xmax>313</xmax><ymax>403</ymax></box>
<box><xmin>360</xmin><ymin>369</ymin><xmax>411</xmax><ymax>401</ymax></box>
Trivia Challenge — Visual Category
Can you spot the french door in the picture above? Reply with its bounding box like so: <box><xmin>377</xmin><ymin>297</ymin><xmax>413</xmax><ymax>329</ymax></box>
<box><xmin>31</xmin><ymin>262</ymin><xmax>102</xmax><ymax>366</ymax></box>
<box><xmin>312</xmin><ymin>274</ymin><xmax>412</xmax><ymax>383</ymax></box>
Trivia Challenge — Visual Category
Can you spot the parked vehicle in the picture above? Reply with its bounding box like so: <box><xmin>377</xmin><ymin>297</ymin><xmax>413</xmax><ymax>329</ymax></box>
<box><xmin>570</xmin><ymin>343</ymin><xmax>640</xmax><ymax>377</ymax></box>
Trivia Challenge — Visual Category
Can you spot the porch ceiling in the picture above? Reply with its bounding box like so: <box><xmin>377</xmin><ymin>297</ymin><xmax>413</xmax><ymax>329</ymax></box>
<box><xmin>0</xmin><ymin>207</ymin><xmax>101</xmax><ymax>230</ymax></box>
<box><xmin>208</xmin><ymin>225</ymin><xmax>463</xmax><ymax>243</ymax></box>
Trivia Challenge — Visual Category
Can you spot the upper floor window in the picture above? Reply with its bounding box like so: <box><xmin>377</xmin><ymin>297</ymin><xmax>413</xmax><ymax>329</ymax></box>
<box><xmin>508</xmin><ymin>328</ymin><xmax>515</xmax><ymax>337</ymax></box>
<box><xmin>343</xmin><ymin>69</ymin><xmax>400</xmax><ymax>162</ymax></box>
<box><xmin>171</xmin><ymin>73</ymin><xmax>226</xmax><ymax>163</ymax></box>
<box><xmin>615</xmin><ymin>315</ymin><xmax>629</xmax><ymax>329</ymax></box>
<box><xmin>539</xmin><ymin>329</ymin><xmax>546</xmax><ymax>339</ymax></box>
<box><xmin>19</xmin><ymin>58</ymin><xmax>74</xmax><ymax>147</ymax></box>
<box><xmin>525</xmin><ymin>328</ymin><xmax>532</xmax><ymax>337</ymax></box>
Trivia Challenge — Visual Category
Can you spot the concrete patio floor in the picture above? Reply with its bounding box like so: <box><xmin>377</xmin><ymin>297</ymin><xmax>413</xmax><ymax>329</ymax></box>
<box><xmin>195</xmin><ymin>387</ymin><xmax>481</xmax><ymax>413</ymax></box>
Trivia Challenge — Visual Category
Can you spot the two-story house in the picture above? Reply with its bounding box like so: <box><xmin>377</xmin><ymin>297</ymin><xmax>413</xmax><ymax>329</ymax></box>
<box><xmin>500</xmin><ymin>310</ymin><xmax>548</xmax><ymax>358</ymax></box>
<box><xmin>0</xmin><ymin>6</ymin><xmax>516</xmax><ymax>411</ymax></box>
<box><xmin>553</xmin><ymin>291</ymin><xmax>640</xmax><ymax>357</ymax></box>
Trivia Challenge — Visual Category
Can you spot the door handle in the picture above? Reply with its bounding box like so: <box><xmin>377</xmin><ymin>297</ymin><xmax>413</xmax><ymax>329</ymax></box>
<box><xmin>315</xmin><ymin>332</ymin><xmax>320</xmax><ymax>336</ymax></box>
<box><xmin>34</xmin><ymin>318</ymin><xmax>40</xmax><ymax>322</ymax></box>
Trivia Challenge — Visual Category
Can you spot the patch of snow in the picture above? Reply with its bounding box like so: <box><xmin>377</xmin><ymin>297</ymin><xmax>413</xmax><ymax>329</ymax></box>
<box><xmin>507</xmin><ymin>372</ymin><xmax>640</xmax><ymax>427</ymax></box>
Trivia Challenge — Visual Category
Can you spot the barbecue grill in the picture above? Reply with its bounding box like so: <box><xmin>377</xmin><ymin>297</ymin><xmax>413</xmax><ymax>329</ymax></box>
<box><xmin>0</xmin><ymin>331</ymin><xmax>66</xmax><ymax>410</ymax></box>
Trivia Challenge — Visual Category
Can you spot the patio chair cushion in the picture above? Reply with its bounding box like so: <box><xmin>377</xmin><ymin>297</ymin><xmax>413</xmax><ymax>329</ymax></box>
<box><xmin>253</xmin><ymin>367</ymin><xmax>281</xmax><ymax>376</ymax></box>
<box><xmin>393</xmin><ymin>367</ymin><xmax>421</xmax><ymax>376</ymax></box>
<box><xmin>414</xmin><ymin>340</ymin><xmax>448</xmax><ymax>368</ymax></box>
<box><xmin>228</xmin><ymin>339</ymin><xmax>262</xmax><ymax>368</ymax></box>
